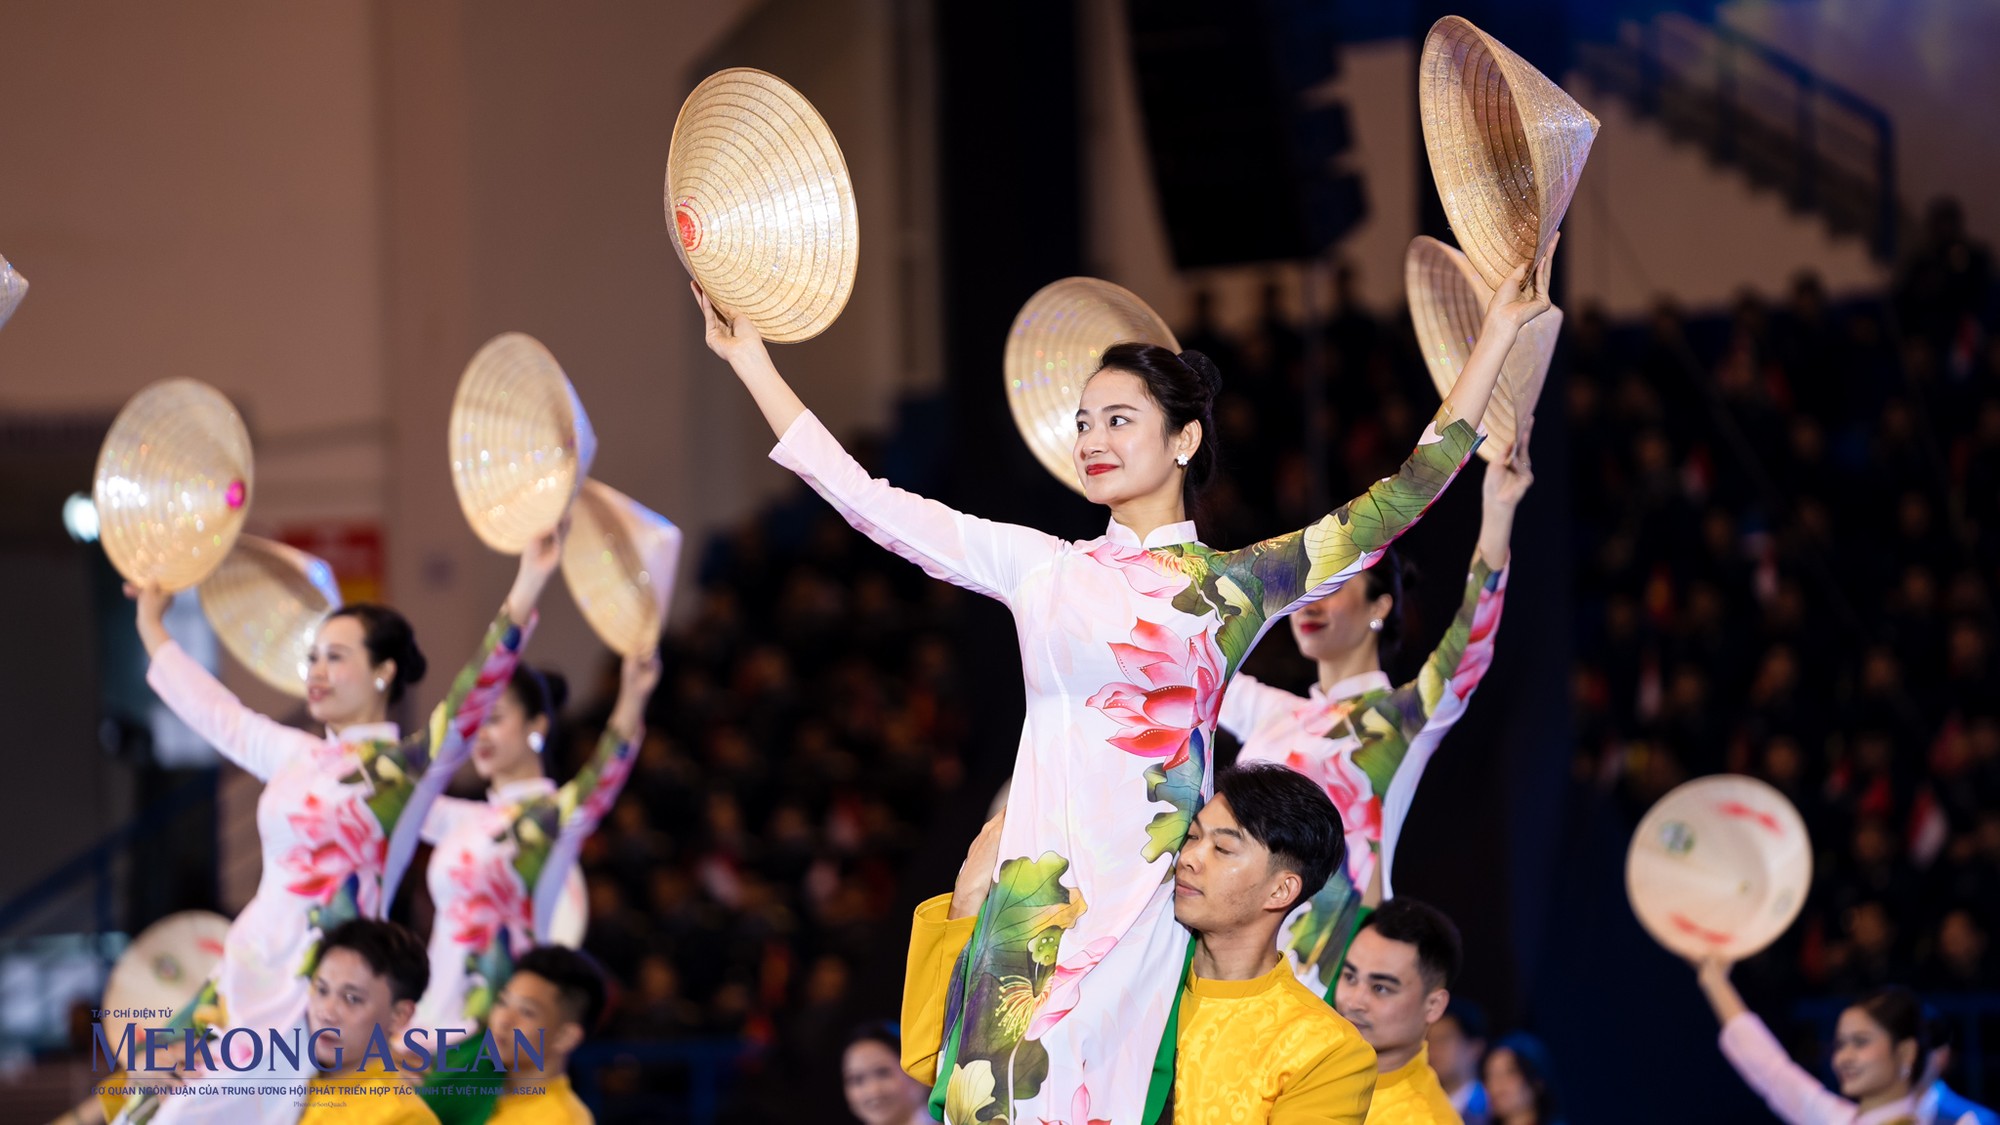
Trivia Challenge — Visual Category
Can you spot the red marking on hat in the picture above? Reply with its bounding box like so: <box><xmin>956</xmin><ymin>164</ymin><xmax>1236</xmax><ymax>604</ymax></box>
<box><xmin>1717</xmin><ymin>800</ymin><xmax>1784</xmax><ymax>837</ymax></box>
<box><xmin>675</xmin><ymin>198</ymin><xmax>702</xmax><ymax>252</ymax></box>
<box><xmin>1669</xmin><ymin>913</ymin><xmax>1734</xmax><ymax>945</ymax></box>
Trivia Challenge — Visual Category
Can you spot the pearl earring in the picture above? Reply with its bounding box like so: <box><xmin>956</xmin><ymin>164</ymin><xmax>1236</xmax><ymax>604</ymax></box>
<box><xmin>373</xmin><ymin>676</ymin><xmax>387</xmax><ymax>693</ymax></box>
<box><xmin>1368</xmin><ymin>619</ymin><xmax>1383</xmax><ymax>633</ymax></box>
<box><xmin>1175</xmin><ymin>453</ymin><xmax>1190</xmax><ymax>467</ymax></box>
<box><xmin>528</xmin><ymin>732</ymin><xmax>545</xmax><ymax>755</ymax></box>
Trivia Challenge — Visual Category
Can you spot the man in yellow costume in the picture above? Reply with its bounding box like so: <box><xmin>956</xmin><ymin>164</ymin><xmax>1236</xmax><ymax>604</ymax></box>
<box><xmin>482</xmin><ymin>945</ymin><xmax>606</xmax><ymax>1125</ymax></box>
<box><xmin>300</xmin><ymin>919</ymin><xmax>439</xmax><ymax>1125</ymax></box>
<box><xmin>1335</xmin><ymin>899</ymin><xmax>1466</xmax><ymax>1123</ymax></box>
<box><xmin>904</xmin><ymin>762</ymin><xmax>1378</xmax><ymax>1123</ymax></box>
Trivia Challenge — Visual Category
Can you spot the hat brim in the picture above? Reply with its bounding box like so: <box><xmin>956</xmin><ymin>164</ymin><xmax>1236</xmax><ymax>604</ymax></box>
<box><xmin>1626</xmin><ymin>774</ymin><xmax>1813</xmax><ymax>961</ymax></box>
<box><xmin>93</xmin><ymin>379</ymin><xmax>254</xmax><ymax>593</ymax></box>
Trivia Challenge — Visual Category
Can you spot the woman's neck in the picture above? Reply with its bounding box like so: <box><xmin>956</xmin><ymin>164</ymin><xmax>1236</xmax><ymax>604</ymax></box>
<box><xmin>325</xmin><ymin>712</ymin><xmax>388</xmax><ymax>738</ymax></box>
<box><xmin>1854</xmin><ymin>1081</ymin><xmax>1912</xmax><ymax>1113</ymax></box>
<box><xmin>489</xmin><ymin>761</ymin><xmax>544</xmax><ymax>790</ymax></box>
<box><xmin>1109</xmin><ymin>495</ymin><xmax>1189</xmax><ymax>545</ymax></box>
<box><xmin>1316</xmin><ymin>645</ymin><xmax>1382</xmax><ymax>694</ymax></box>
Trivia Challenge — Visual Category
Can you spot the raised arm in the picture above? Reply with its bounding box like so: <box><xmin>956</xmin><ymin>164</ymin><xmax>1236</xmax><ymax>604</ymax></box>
<box><xmin>1437</xmin><ymin>241</ymin><xmax>1556</xmax><ymax>436</ymax></box>
<box><xmin>1399</xmin><ymin>421</ymin><xmax>1531</xmax><ymax>737</ymax></box>
<box><xmin>695</xmin><ymin>284</ymin><xmax>1059</xmax><ymax>602</ymax></box>
<box><xmin>1702</xmin><ymin>958</ymin><xmax>1854</xmax><ymax>1125</ymax></box>
<box><xmin>132</xmin><ymin>582</ymin><xmax>318</xmax><ymax>781</ymax></box>
<box><xmin>531</xmin><ymin>652</ymin><xmax>661</xmax><ymax>939</ymax></box>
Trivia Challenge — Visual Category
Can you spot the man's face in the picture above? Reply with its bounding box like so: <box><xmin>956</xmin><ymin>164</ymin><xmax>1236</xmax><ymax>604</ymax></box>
<box><xmin>306</xmin><ymin>948</ymin><xmax>406</xmax><ymax>1073</ymax></box>
<box><xmin>1173</xmin><ymin>795</ymin><xmax>1296</xmax><ymax>932</ymax></box>
<box><xmin>487</xmin><ymin>971</ymin><xmax>577</xmax><ymax>1070</ymax></box>
<box><xmin>1336</xmin><ymin>927</ymin><xmax>1444</xmax><ymax>1058</ymax></box>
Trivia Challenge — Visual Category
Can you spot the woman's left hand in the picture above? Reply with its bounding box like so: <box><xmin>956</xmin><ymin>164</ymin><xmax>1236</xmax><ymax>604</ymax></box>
<box><xmin>506</xmin><ymin>519</ymin><xmax>569</xmax><ymax>621</ymax></box>
<box><xmin>1483</xmin><ymin>233</ymin><xmax>1558</xmax><ymax>333</ymax></box>
<box><xmin>1482</xmin><ymin>416</ymin><xmax>1536</xmax><ymax>510</ymax></box>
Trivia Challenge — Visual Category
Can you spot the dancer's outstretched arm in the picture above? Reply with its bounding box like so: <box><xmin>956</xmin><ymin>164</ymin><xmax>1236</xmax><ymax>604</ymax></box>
<box><xmin>1439</xmin><ymin>237</ymin><xmax>1557</xmax><ymax>434</ymax></box>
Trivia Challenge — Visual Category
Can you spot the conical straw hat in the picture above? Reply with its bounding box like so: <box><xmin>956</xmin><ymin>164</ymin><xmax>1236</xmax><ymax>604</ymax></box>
<box><xmin>548</xmin><ymin>866</ymin><xmax>589</xmax><ymax>948</ymax></box>
<box><xmin>1406</xmin><ymin>235</ymin><xmax>1560</xmax><ymax>463</ymax></box>
<box><xmin>102</xmin><ymin>910</ymin><xmax>228</xmax><ymax>1049</ymax></box>
<box><xmin>1420</xmin><ymin>16</ymin><xmax>1598</xmax><ymax>292</ymax></box>
<box><xmin>562</xmin><ymin>479</ymin><xmax>683</xmax><ymax>658</ymax></box>
<box><xmin>1626</xmin><ymin>775</ymin><xmax>1812</xmax><ymax>961</ymax></box>
<box><xmin>448</xmin><ymin>332</ymin><xmax>596</xmax><ymax>554</ymax></box>
<box><xmin>1004</xmin><ymin>278</ymin><xmax>1181</xmax><ymax>495</ymax></box>
<box><xmin>667</xmin><ymin>68</ymin><xmax>859</xmax><ymax>344</ymax></box>
<box><xmin>198</xmin><ymin>536</ymin><xmax>342</xmax><ymax>698</ymax></box>
<box><xmin>93</xmin><ymin>379</ymin><xmax>254</xmax><ymax>592</ymax></box>
<box><xmin>0</xmin><ymin>255</ymin><xmax>26</xmax><ymax>329</ymax></box>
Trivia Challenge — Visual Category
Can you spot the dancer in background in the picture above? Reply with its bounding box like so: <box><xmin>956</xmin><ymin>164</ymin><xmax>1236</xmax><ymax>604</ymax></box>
<box><xmin>484</xmin><ymin>945</ymin><xmax>610</xmax><ymax>1125</ymax></box>
<box><xmin>1428</xmin><ymin>997</ymin><xmax>1491</xmax><ymax>1124</ymax></box>
<box><xmin>842</xmin><ymin>1024</ymin><xmax>932</xmax><ymax>1125</ymax></box>
<box><xmin>1222</xmin><ymin>423</ymin><xmax>1530</xmax><ymax>996</ymax></box>
<box><xmin>413</xmin><ymin>652</ymin><xmax>659</xmax><ymax>1124</ymax></box>
<box><xmin>1334</xmin><ymin>898</ymin><xmax>1467</xmax><ymax>1123</ymax></box>
<box><xmin>1695</xmin><ymin>956</ymin><xmax>1977</xmax><ymax>1124</ymax></box>
<box><xmin>118</xmin><ymin>527</ymin><xmax>563</xmax><ymax>1125</ymax></box>
<box><xmin>695</xmin><ymin>247</ymin><xmax>1552</xmax><ymax>1123</ymax></box>
<box><xmin>1480</xmin><ymin>1034</ymin><xmax>1562</xmax><ymax>1125</ymax></box>
<box><xmin>299</xmin><ymin>919</ymin><xmax>438</xmax><ymax>1125</ymax></box>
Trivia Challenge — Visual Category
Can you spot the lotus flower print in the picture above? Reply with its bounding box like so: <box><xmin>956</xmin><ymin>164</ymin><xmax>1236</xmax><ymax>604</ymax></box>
<box><xmin>444</xmin><ymin>846</ymin><xmax>530</xmax><ymax>953</ymax></box>
<box><xmin>280</xmin><ymin>791</ymin><xmax>387</xmax><ymax>914</ymax></box>
<box><xmin>1086</xmin><ymin>619</ymin><xmax>1224</xmax><ymax>769</ymax></box>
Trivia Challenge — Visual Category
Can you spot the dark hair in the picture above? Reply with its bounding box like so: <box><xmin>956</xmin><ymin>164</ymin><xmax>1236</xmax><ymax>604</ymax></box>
<box><xmin>1850</xmin><ymin>987</ymin><xmax>1926</xmax><ymax>1057</ymax></box>
<box><xmin>323</xmin><ymin>604</ymin><xmax>429</xmax><ymax>704</ymax></box>
<box><xmin>513</xmin><ymin>945</ymin><xmax>609</xmax><ymax>1032</ymax></box>
<box><xmin>508</xmin><ymin>664</ymin><xmax>571</xmax><ymax>720</ymax></box>
<box><xmin>1489</xmin><ymin>1032</ymin><xmax>1561</xmax><ymax>1122</ymax></box>
<box><xmin>1213</xmin><ymin>761</ymin><xmax>1344</xmax><ymax>911</ymax></box>
<box><xmin>1440</xmin><ymin>995</ymin><xmax>1489</xmax><ymax>1043</ymax></box>
<box><xmin>844</xmin><ymin>1021</ymin><xmax>902</xmax><ymax>1057</ymax></box>
<box><xmin>1094</xmin><ymin>342</ymin><xmax>1224</xmax><ymax>503</ymax></box>
<box><xmin>317</xmin><ymin>919</ymin><xmax>429</xmax><ymax>1004</ymax></box>
<box><xmin>1358</xmin><ymin>548</ymin><xmax>1419</xmax><ymax>661</ymax></box>
<box><xmin>1358</xmin><ymin>897</ymin><xmax>1463</xmax><ymax>991</ymax></box>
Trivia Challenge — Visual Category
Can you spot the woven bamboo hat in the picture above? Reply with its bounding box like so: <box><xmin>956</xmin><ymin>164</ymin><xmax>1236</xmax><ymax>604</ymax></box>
<box><xmin>1419</xmin><ymin>16</ymin><xmax>1598</xmax><ymax>292</ymax></box>
<box><xmin>198</xmin><ymin>536</ymin><xmax>342</xmax><ymax>698</ymax></box>
<box><xmin>1004</xmin><ymin>278</ymin><xmax>1181</xmax><ymax>494</ymax></box>
<box><xmin>562</xmin><ymin>479</ymin><xmax>683</xmax><ymax>658</ymax></box>
<box><xmin>667</xmin><ymin>68</ymin><xmax>859</xmax><ymax>344</ymax></box>
<box><xmin>1405</xmin><ymin>235</ymin><xmax>1561</xmax><ymax>462</ymax></box>
<box><xmin>0</xmin><ymin>255</ymin><xmax>26</xmax><ymax>329</ymax></box>
<box><xmin>449</xmin><ymin>332</ymin><xmax>596</xmax><ymax>554</ymax></box>
<box><xmin>93</xmin><ymin>379</ymin><xmax>254</xmax><ymax>592</ymax></box>
<box><xmin>549</xmin><ymin>866</ymin><xmax>589</xmax><ymax>948</ymax></box>
<box><xmin>102</xmin><ymin>911</ymin><xmax>229</xmax><ymax>1047</ymax></box>
<box><xmin>1626</xmin><ymin>775</ymin><xmax>1812</xmax><ymax>961</ymax></box>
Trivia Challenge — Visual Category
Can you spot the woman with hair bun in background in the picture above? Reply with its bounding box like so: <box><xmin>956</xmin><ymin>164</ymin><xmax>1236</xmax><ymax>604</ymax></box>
<box><xmin>1695</xmin><ymin>955</ymin><xmax>1975</xmax><ymax>1124</ymax></box>
<box><xmin>116</xmin><ymin>527</ymin><xmax>565</xmax><ymax>1125</ymax></box>
<box><xmin>1221</xmin><ymin>420</ymin><xmax>1532</xmax><ymax>999</ymax></box>
<box><xmin>694</xmin><ymin>252</ymin><xmax>1553</xmax><ymax>1124</ymax></box>
<box><xmin>412</xmin><ymin>650</ymin><xmax>661</xmax><ymax>1124</ymax></box>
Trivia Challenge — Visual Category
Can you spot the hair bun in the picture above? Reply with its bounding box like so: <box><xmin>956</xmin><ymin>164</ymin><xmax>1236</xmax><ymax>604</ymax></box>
<box><xmin>1177</xmin><ymin>349</ymin><xmax>1224</xmax><ymax>398</ymax></box>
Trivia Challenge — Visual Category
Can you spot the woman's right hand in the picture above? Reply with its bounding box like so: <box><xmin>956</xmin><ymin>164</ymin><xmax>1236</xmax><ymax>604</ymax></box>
<box><xmin>505</xmin><ymin>519</ymin><xmax>568</xmax><ymax>623</ymax></box>
<box><xmin>1483</xmin><ymin>232</ymin><xmax>1559</xmax><ymax>334</ymax></box>
<box><xmin>123</xmin><ymin>580</ymin><xmax>173</xmax><ymax>656</ymax></box>
<box><xmin>693</xmin><ymin>281</ymin><xmax>769</xmax><ymax>368</ymax></box>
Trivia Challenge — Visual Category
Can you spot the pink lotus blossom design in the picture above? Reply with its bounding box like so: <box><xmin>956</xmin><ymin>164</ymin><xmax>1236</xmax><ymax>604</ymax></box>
<box><xmin>1039</xmin><ymin>1082</ymin><xmax>1110</xmax><ymax>1125</ymax></box>
<box><xmin>444</xmin><ymin>846</ymin><xmax>529</xmax><ymax>952</ymax></box>
<box><xmin>578</xmin><ymin>743</ymin><xmax>637</xmax><ymax>828</ymax></box>
<box><xmin>1026</xmin><ymin>936</ymin><xmax>1118</xmax><ymax>1041</ymax></box>
<box><xmin>1453</xmin><ymin>583</ymin><xmax>1504</xmax><ymax>698</ymax></box>
<box><xmin>1286</xmin><ymin>747</ymin><xmax>1381</xmax><ymax>884</ymax></box>
<box><xmin>1081</xmin><ymin>541</ymin><xmax>1190</xmax><ymax>599</ymax></box>
<box><xmin>1086</xmin><ymin>620</ymin><xmax>1224</xmax><ymax>769</ymax></box>
<box><xmin>280</xmin><ymin>791</ymin><xmax>387</xmax><ymax>913</ymax></box>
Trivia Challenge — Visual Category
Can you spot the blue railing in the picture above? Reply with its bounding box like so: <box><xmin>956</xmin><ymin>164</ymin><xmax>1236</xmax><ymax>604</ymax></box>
<box><xmin>0</xmin><ymin>772</ymin><xmax>217</xmax><ymax>939</ymax></box>
<box><xmin>570</xmin><ymin>1039</ymin><xmax>749</xmax><ymax>1124</ymax></box>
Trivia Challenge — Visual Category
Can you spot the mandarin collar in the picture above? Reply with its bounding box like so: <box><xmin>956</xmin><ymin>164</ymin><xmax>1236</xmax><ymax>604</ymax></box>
<box><xmin>490</xmin><ymin>777</ymin><xmax>558</xmax><ymax>806</ymax></box>
<box><xmin>1104</xmin><ymin>518</ymin><xmax>1199</xmax><ymax>550</ymax></box>
<box><xmin>1378</xmin><ymin>1044</ymin><xmax>1434</xmax><ymax>1089</ymax></box>
<box><xmin>328</xmin><ymin>721</ymin><xmax>399</xmax><ymax>745</ymax></box>
<box><xmin>1308</xmin><ymin>671</ymin><xmax>1393</xmax><ymax>703</ymax></box>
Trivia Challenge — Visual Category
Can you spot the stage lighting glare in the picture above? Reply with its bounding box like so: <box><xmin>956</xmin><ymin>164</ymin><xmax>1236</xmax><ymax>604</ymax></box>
<box><xmin>63</xmin><ymin>493</ymin><xmax>101</xmax><ymax>543</ymax></box>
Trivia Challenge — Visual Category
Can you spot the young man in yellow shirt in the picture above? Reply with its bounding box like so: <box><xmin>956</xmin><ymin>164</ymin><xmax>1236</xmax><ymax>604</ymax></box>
<box><xmin>482</xmin><ymin>945</ymin><xmax>607</xmax><ymax>1125</ymax></box>
<box><xmin>301</xmin><ymin>919</ymin><xmax>439</xmax><ymax>1125</ymax></box>
<box><xmin>904</xmin><ymin>762</ymin><xmax>1378</xmax><ymax>1124</ymax></box>
<box><xmin>1335</xmin><ymin>899</ymin><xmax>1466</xmax><ymax>1124</ymax></box>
